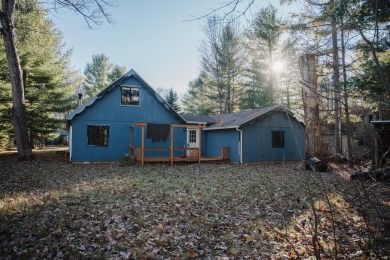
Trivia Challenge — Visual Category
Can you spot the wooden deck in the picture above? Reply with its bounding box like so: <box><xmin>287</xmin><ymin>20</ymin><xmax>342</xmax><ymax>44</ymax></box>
<box><xmin>129</xmin><ymin>146</ymin><xmax>230</xmax><ymax>165</ymax></box>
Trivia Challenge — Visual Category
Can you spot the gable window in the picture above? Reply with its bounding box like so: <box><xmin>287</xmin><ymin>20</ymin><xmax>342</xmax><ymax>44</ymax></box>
<box><xmin>121</xmin><ymin>86</ymin><xmax>140</xmax><ymax>106</ymax></box>
<box><xmin>272</xmin><ymin>131</ymin><xmax>284</xmax><ymax>148</ymax></box>
<box><xmin>87</xmin><ymin>125</ymin><xmax>109</xmax><ymax>146</ymax></box>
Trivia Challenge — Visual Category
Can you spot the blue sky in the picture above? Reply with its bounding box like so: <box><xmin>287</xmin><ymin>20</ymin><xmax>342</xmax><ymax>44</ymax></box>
<box><xmin>51</xmin><ymin>1</ymin><xmax>297</xmax><ymax>95</ymax></box>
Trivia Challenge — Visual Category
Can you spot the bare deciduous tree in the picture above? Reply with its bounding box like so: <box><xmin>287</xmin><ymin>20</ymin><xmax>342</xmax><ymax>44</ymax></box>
<box><xmin>299</xmin><ymin>53</ymin><xmax>322</xmax><ymax>158</ymax></box>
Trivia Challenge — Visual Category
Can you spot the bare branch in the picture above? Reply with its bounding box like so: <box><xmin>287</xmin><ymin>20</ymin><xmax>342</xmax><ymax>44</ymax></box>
<box><xmin>183</xmin><ymin>0</ymin><xmax>255</xmax><ymax>23</ymax></box>
<box><xmin>52</xmin><ymin>0</ymin><xmax>114</xmax><ymax>28</ymax></box>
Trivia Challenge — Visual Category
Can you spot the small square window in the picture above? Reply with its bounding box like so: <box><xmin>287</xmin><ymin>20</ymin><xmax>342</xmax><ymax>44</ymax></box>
<box><xmin>87</xmin><ymin>125</ymin><xmax>109</xmax><ymax>146</ymax></box>
<box><xmin>272</xmin><ymin>131</ymin><xmax>284</xmax><ymax>148</ymax></box>
<box><xmin>121</xmin><ymin>86</ymin><xmax>140</xmax><ymax>106</ymax></box>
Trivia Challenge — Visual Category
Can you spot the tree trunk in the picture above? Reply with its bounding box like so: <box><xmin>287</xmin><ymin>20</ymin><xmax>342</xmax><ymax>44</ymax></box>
<box><xmin>0</xmin><ymin>1</ymin><xmax>34</xmax><ymax>160</ymax></box>
<box><xmin>341</xmin><ymin>12</ymin><xmax>353</xmax><ymax>166</ymax></box>
<box><xmin>331</xmin><ymin>4</ymin><xmax>342</xmax><ymax>154</ymax></box>
<box><xmin>299</xmin><ymin>54</ymin><xmax>322</xmax><ymax>159</ymax></box>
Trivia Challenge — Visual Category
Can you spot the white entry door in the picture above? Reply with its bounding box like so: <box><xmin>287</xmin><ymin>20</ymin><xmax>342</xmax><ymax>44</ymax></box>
<box><xmin>187</xmin><ymin>128</ymin><xmax>199</xmax><ymax>156</ymax></box>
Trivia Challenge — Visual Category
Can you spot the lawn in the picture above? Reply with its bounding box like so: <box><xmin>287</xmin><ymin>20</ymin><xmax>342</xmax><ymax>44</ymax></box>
<box><xmin>0</xmin><ymin>148</ymin><xmax>389</xmax><ymax>259</ymax></box>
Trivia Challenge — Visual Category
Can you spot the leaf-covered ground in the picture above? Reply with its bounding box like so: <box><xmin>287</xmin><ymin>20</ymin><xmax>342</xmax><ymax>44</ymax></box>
<box><xmin>0</xmin><ymin>148</ymin><xmax>389</xmax><ymax>259</ymax></box>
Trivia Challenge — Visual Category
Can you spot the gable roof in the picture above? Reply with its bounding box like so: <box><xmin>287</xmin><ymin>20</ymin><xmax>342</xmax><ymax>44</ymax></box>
<box><xmin>66</xmin><ymin>69</ymin><xmax>186</xmax><ymax>123</ymax></box>
<box><xmin>181</xmin><ymin>105</ymin><xmax>302</xmax><ymax>130</ymax></box>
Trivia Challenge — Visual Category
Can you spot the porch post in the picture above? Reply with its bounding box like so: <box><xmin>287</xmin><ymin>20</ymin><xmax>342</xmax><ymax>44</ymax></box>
<box><xmin>170</xmin><ymin>125</ymin><xmax>174</xmax><ymax>165</ymax></box>
<box><xmin>198</xmin><ymin>126</ymin><xmax>201</xmax><ymax>163</ymax></box>
<box><xmin>141</xmin><ymin>125</ymin><xmax>145</xmax><ymax>166</ymax></box>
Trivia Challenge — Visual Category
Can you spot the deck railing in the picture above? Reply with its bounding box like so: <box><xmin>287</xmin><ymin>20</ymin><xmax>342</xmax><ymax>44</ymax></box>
<box><xmin>129</xmin><ymin>146</ymin><xmax>229</xmax><ymax>165</ymax></box>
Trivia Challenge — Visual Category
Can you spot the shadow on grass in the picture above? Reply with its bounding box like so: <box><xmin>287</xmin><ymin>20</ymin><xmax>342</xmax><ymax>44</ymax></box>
<box><xmin>0</xmin><ymin>149</ymin><xmax>389</xmax><ymax>258</ymax></box>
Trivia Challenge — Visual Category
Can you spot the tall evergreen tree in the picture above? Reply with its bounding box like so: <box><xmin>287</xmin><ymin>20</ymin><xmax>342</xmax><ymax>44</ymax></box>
<box><xmin>240</xmin><ymin>60</ymin><xmax>270</xmax><ymax>109</ymax></box>
<box><xmin>108</xmin><ymin>64</ymin><xmax>127</xmax><ymax>83</ymax></box>
<box><xmin>181</xmin><ymin>74</ymin><xmax>214</xmax><ymax>115</ymax></box>
<box><xmin>164</xmin><ymin>87</ymin><xmax>181</xmax><ymax>112</ymax></box>
<box><xmin>83</xmin><ymin>54</ymin><xmax>113</xmax><ymax>99</ymax></box>
<box><xmin>246</xmin><ymin>4</ymin><xmax>284</xmax><ymax>104</ymax></box>
<box><xmin>199</xmin><ymin>16</ymin><xmax>246</xmax><ymax>114</ymax></box>
<box><xmin>0</xmin><ymin>0</ymin><xmax>113</xmax><ymax>159</ymax></box>
<box><xmin>0</xmin><ymin>1</ymin><xmax>81</xmax><ymax>149</ymax></box>
<box><xmin>83</xmin><ymin>54</ymin><xmax>126</xmax><ymax>100</ymax></box>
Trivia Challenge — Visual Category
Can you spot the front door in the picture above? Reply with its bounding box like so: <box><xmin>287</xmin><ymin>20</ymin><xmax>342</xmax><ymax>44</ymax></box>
<box><xmin>187</xmin><ymin>128</ymin><xmax>199</xmax><ymax>156</ymax></box>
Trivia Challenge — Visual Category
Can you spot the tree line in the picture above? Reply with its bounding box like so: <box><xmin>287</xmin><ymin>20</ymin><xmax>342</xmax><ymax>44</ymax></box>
<box><xmin>0</xmin><ymin>0</ymin><xmax>115</xmax><ymax>159</ymax></box>
<box><xmin>181</xmin><ymin>5</ymin><xmax>300</xmax><ymax>115</ymax></box>
<box><xmin>0</xmin><ymin>0</ymin><xmax>389</xmax><ymax>162</ymax></box>
<box><xmin>180</xmin><ymin>0</ymin><xmax>389</xmax><ymax>161</ymax></box>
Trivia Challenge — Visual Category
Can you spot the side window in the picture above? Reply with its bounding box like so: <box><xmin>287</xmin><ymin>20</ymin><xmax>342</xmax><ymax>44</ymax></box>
<box><xmin>87</xmin><ymin>125</ymin><xmax>109</xmax><ymax>146</ymax></box>
<box><xmin>272</xmin><ymin>131</ymin><xmax>284</xmax><ymax>148</ymax></box>
<box><xmin>121</xmin><ymin>86</ymin><xmax>140</xmax><ymax>106</ymax></box>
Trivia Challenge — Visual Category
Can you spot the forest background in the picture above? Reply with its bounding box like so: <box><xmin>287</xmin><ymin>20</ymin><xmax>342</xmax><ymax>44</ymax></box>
<box><xmin>0</xmin><ymin>0</ymin><xmax>389</xmax><ymax>161</ymax></box>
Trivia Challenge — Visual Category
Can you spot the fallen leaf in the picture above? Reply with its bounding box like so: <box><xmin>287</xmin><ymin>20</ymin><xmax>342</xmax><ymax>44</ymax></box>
<box><xmin>245</xmin><ymin>235</ymin><xmax>255</xmax><ymax>243</ymax></box>
<box><xmin>187</xmin><ymin>250</ymin><xmax>196</xmax><ymax>258</ymax></box>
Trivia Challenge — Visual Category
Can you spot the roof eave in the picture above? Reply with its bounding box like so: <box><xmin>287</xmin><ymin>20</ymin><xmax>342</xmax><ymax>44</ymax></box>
<box><xmin>185</xmin><ymin>121</ymin><xmax>208</xmax><ymax>125</ymax></box>
<box><xmin>203</xmin><ymin>125</ymin><xmax>240</xmax><ymax>131</ymax></box>
<box><xmin>371</xmin><ymin>120</ymin><xmax>390</xmax><ymax>125</ymax></box>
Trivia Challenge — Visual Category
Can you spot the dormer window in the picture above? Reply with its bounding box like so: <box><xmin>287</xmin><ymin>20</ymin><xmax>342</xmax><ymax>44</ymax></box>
<box><xmin>121</xmin><ymin>86</ymin><xmax>140</xmax><ymax>106</ymax></box>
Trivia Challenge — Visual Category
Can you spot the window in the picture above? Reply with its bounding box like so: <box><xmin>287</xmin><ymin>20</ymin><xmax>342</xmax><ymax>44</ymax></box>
<box><xmin>189</xmin><ymin>129</ymin><xmax>197</xmax><ymax>143</ymax></box>
<box><xmin>146</xmin><ymin>124</ymin><xmax>170</xmax><ymax>142</ymax></box>
<box><xmin>272</xmin><ymin>131</ymin><xmax>284</xmax><ymax>148</ymax></box>
<box><xmin>87</xmin><ymin>125</ymin><xmax>109</xmax><ymax>146</ymax></box>
<box><xmin>121</xmin><ymin>86</ymin><xmax>140</xmax><ymax>106</ymax></box>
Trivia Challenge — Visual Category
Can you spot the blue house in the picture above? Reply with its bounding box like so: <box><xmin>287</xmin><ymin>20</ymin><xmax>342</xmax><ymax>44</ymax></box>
<box><xmin>181</xmin><ymin>105</ymin><xmax>306</xmax><ymax>163</ymax></box>
<box><xmin>66</xmin><ymin>70</ymin><xmax>305</xmax><ymax>163</ymax></box>
<box><xmin>67</xmin><ymin>69</ymin><xmax>191</xmax><ymax>163</ymax></box>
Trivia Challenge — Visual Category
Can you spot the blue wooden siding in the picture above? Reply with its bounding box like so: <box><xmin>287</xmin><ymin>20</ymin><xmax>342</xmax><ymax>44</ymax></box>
<box><xmin>242</xmin><ymin>111</ymin><xmax>305</xmax><ymax>162</ymax></box>
<box><xmin>70</xmin><ymin>76</ymin><xmax>183</xmax><ymax>162</ymax></box>
<box><xmin>200</xmin><ymin>131</ymin><xmax>208</xmax><ymax>157</ymax></box>
<box><xmin>204</xmin><ymin>129</ymin><xmax>240</xmax><ymax>162</ymax></box>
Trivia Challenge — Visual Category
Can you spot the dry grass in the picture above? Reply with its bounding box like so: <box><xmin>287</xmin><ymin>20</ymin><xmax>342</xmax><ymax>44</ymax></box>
<box><xmin>0</xmin><ymin>147</ymin><xmax>389</xmax><ymax>259</ymax></box>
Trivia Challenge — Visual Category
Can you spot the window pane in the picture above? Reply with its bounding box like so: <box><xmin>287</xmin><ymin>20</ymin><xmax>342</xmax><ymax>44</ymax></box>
<box><xmin>272</xmin><ymin>131</ymin><xmax>284</xmax><ymax>148</ymax></box>
<box><xmin>121</xmin><ymin>86</ymin><xmax>140</xmax><ymax>106</ymax></box>
<box><xmin>189</xmin><ymin>130</ymin><xmax>197</xmax><ymax>143</ymax></box>
<box><xmin>87</xmin><ymin>125</ymin><xmax>109</xmax><ymax>146</ymax></box>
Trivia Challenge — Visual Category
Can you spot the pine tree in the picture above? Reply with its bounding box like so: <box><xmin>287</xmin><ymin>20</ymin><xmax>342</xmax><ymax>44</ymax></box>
<box><xmin>245</xmin><ymin>4</ymin><xmax>286</xmax><ymax>105</ymax></box>
<box><xmin>83</xmin><ymin>54</ymin><xmax>126</xmax><ymax>100</ymax></box>
<box><xmin>164</xmin><ymin>88</ymin><xmax>181</xmax><ymax>112</ymax></box>
<box><xmin>181</xmin><ymin>74</ymin><xmax>214</xmax><ymax>115</ymax></box>
<box><xmin>0</xmin><ymin>0</ymin><xmax>113</xmax><ymax>159</ymax></box>
<box><xmin>83</xmin><ymin>54</ymin><xmax>113</xmax><ymax>99</ymax></box>
<box><xmin>199</xmin><ymin>16</ymin><xmax>246</xmax><ymax>114</ymax></box>
<box><xmin>241</xmin><ymin>61</ymin><xmax>270</xmax><ymax>109</ymax></box>
<box><xmin>0</xmin><ymin>1</ymin><xmax>81</xmax><ymax>149</ymax></box>
<box><xmin>108</xmin><ymin>64</ymin><xmax>127</xmax><ymax>83</ymax></box>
